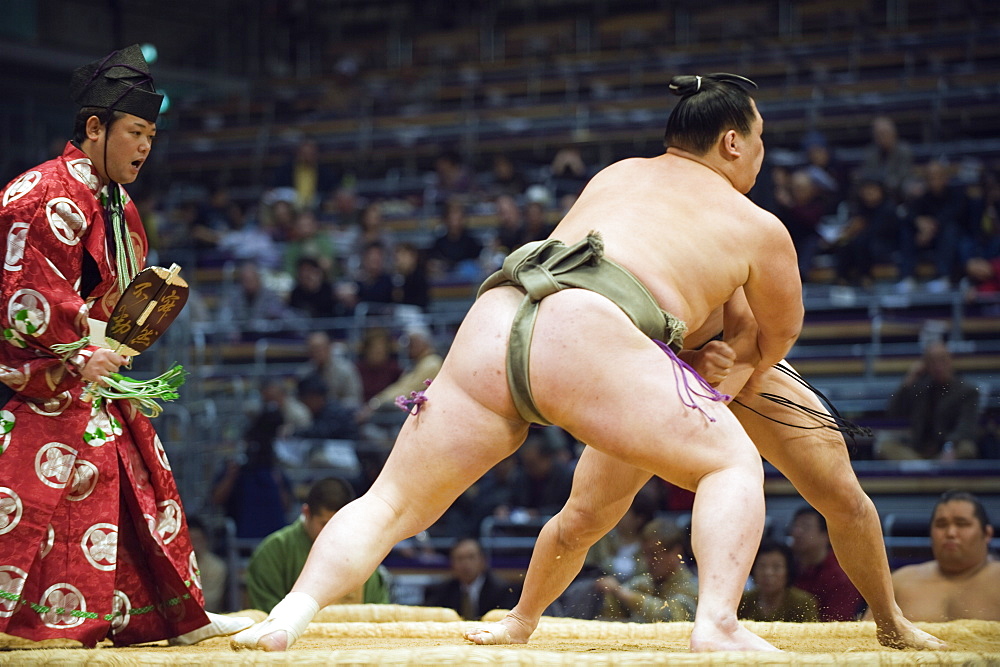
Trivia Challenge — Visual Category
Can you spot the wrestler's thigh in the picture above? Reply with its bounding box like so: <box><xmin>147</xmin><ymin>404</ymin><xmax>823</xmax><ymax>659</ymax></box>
<box><xmin>729</xmin><ymin>362</ymin><xmax>860</xmax><ymax>507</ymax></box>
<box><xmin>529</xmin><ymin>290</ymin><xmax>760</xmax><ymax>491</ymax></box>
<box><xmin>563</xmin><ymin>447</ymin><xmax>653</xmax><ymax>533</ymax></box>
<box><xmin>370</xmin><ymin>289</ymin><xmax>530</xmax><ymax>522</ymax></box>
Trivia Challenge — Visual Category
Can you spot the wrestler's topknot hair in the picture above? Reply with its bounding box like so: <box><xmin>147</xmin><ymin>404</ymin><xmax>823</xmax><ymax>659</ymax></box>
<box><xmin>664</xmin><ymin>73</ymin><xmax>758</xmax><ymax>155</ymax></box>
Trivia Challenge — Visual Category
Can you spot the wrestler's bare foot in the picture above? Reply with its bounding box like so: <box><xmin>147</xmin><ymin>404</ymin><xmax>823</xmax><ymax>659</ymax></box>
<box><xmin>876</xmin><ymin>618</ymin><xmax>947</xmax><ymax>651</ymax></box>
<box><xmin>690</xmin><ymin>616</ymin><xmax>780</xmax><ymax>652</ymax></box>
<box><xmin>464</xmin><ymin>610</ymin><xmax>536</xmax><ymax>645</ymax></box>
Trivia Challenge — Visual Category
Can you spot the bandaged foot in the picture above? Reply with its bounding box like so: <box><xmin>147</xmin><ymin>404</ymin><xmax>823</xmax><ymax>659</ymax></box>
<box><xmin>230</xmin><ymin>592</ymin><xmax>319</xmax><ymax>652</ymax></box>
<box><xmin>168</xmin><ymin>611</ymin><xmax>255</xmax><ymax>646</ymax></box>
<box><xmin>464</xmin><ymin>622</ymin><xmax>512</xmax><ymax>645</ymax></box>
<box><xmin>464</xmin><ymin>612</ymin><xmax>534</xmax><ymax>645</ymax></box>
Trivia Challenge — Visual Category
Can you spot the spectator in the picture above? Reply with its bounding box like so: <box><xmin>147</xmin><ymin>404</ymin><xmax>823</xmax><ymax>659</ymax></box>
<box><xmin>187</xmin><ymin>516</ymin><xmax>229</xmax><ymax>613</ymax></box>
<box><xmin>494</xmin><ymin>193</ymin><xmax>525</xmax><ymax>254</ymax></box>
<box><xmin>596</xmin><ymin>518</ymin><xmax>698</xmax><ymax>622</ymax></box>
<box><xmin>288</xmin><ymin>256</ymin><xmax>339</xmax><ymax>319</ymax></box>
<box><xmin>505</xmin><ymin>432</ymin><xmax>574</xmax><ymax>520</ymax></box>
<box><xmin>283</xmin><ymin>208</ymin><xmax>336</xmax><ymax>278</ymax></box>
<box><xmin>832</xmin><ymin>177</ymin><xmax>902</xmax><ymax>285</ymax></box>
<box><xmin>521</xmin><ymin>197</ymin><xmax>556</xmax><ymax>245</ymax></box>
<box><xmin>869</xmin><ymin>491</ymin><xmax>1000</xmax><ymax>622</ymax></box>
<box><xmin>298</xmin><ymin>331</ymin><xmax>364</xmax><ymax>409</ymax></box>
<box><xmin>216</xmin><ymin>200</ymin><xmax>282</xmax><ymax>270</ymax></box>
<box><xmin>896</xmin><ymin>160</ymin><xmax>966</xmax><ymax>292</ymax></box>
<box><xmin>739</xmin><ymin>540</ymin><xmax>819</xmax><ymax>622</ymax></box>
<box><xmin>247</xmin><ymin>478</ymin><xmax>390</xmax><ymax>612</ymax></box>
<box><xmin>355</xmin><ymin>328</ymin><xmax>403</xmax><ymax>403</ymax></box>
<box><xmin>270</xmin><ymin>137</ymin><xmax>335</xmax><ymax>212</ymax></box>
<box><xmin>262</xmin><ymin>198</ymin><xmax>298</xmax><ymax>244</ymax></box>
<box><xmin>800</xmin><ymin>130</ymin><xmax>849</xmax><ymax>207</ymax></box>
<box><xmin>486</xmin><ymin>153</ymin><xmax>527</xmax><ymax>198</ymax></box>
<box><xmin>776</xmin><ymin>169</ymin><xmax>828</xmax><ymax>279</ymax></box>
<box><xmin>391</xmin><ymin>242</ymin><xmax>431</xmax><ymax>310</ymax></box>
<box><xmin>293</xmin><ymin>375</ymin><xmax>359</xmax><ymax>441</ymax></box>
<box><xmin>549</xmin><ymin>146</ymin><xmax>589</xmax><ymax>200</ymax></box>
<box><xmin>881</xmin><ymin>341</ymin><xmax>980</xmax><ymax>460</ymax></box>
<box><xmin>422</xmin><ymin>538</ymin><xmax>520</xmax><ymax>620</ymax></box>
<box><xmin>428</xmin><ymin>149</ymin><xmax>473</xmax><ymax>211</ymax></box>
<box><xmin>347</xmin><ymin>202</ymin><xmax>393</xmax><ymax>279</ymax></box>
<box><xmin>428</xmin><ymin>199</ymin><xmax>483</xmax><ymax>278</ymax></box>
<box><xmin>354</xmin><ymin>241</ymin><xmax>395</xmax><ymax>306</ymax></box>
<box><xmin>361</xmin><ymin>325</ymin><xmax>443</xmax><ymax>417</ymax></box>
<box><xmin>211</xmin><ymin>408</ymin><xmax>294</xmax><ymax>539</ymax></box>
<box><xmin>858</xmin><ymin>115</ymin><xmax>915</xmax><ymax>202</ymax></box>
<box><xmin>963</xmin><ymin>167</ymin><xmax>1000</xmax><ymax>264</ymax></box>
<box><xmin>788</xmin><ymin>506</ymin><xmax>863</xmax><ymax>621</ymax></box>
<box><xmin>259</xmin><ymin>376</ymin><xmax>312</xmax><ymax>438</ymax></box>
<box><xmin>216</xmin><ymin>261</ymin><xmax>295</xmax><ymax>341</ymax></box>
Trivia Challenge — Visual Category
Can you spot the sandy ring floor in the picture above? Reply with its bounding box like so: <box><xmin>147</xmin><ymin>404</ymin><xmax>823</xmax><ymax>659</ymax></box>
<box><xmin>1</xmin><ymin>608</ymin><xmax>998</xmax><ymax>665</ymax></box>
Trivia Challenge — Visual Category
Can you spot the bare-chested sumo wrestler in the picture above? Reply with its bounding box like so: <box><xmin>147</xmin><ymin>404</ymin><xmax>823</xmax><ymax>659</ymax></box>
<box><xmin>232</xmin><ymin>72</ymin><xmax>802</xmax><ymax>653</ymax></box>
<box><xmin>465</xmin><ymin>288</ymin><xmax>945</xmax><ymax>650</ymax></box>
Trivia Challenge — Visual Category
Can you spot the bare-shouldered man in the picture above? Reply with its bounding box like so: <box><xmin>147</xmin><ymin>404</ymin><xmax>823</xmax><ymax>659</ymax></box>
<box><xmin>882</xmin><ymin>492</ymin><xmax>1000</xmax><ymax>622</ymax></box>
<box><xmin>233</xmin><ymin>73</ymin><xmax>800</xmax><ymax>653</ymax></box>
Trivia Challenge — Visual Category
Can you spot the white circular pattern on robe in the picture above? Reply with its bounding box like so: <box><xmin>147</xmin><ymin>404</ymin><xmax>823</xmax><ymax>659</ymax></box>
<box><xmin>45</xmin><ymin>197</ymin><xmax>86</xmax><ymax>246</ymax></box>
<box><xmin>1</xmin><ymin>171</ymin><xmax>41</xmax><ymax>207</ymax></box>
<box><xmin>0</xmin><ymin>487</ymin><xmax>22</xmax><ymax>536</ymax></box>
<box><xmin>156</xmin><ymin>500</ymin><xmax>182</xmax><ymax>545</ymax></box>
<box><xmin>40</xmin><ymin>523</ymin><xmax>55</xmax><ymax>558</ymax></box>
<box><xmin>110</xmin><ymin>590</ymin><xmax>131</xmax><ymax>634</ymax></box>
<box><xmin>8</xmin><ymin>289</ymin><xmax>50</xmax><ymax>337</ymax></box>
<box><xmin>0</xmin><ymin>565</ymin><xmax>28</xmax><ymax>618</ymax></box>
<box><xmin>81</xmin><ymin>522</ymin><xmax>118</xmax><ymax>572</ymax></box>
<box><xmin>40</xmin><ymin>583</ymin><xmax>86</xmax><ymax>629</ymax></box>
<box><xmin>35</xmin><ymin>442</ymin><xmax>77</xmax><ymax>489</ymax></box>
<box><xmin>67</xmin><ymin>460</ymin><xmax>99</xmax><ymax>502</ymax></box>
<box><xmin>188</xmin><ymin>551</ymin><xmax>201</xmax><ymax>590</ymax></box>
<box><xmin>66</xmin><ymin>159</ymin><xmax>99</xmax><ymax>191</ymax></box>
<box><xmin>153</xmin><ymin>434</ymin><xmax>171</xmax><ymax>470</ymax></box>
<box><xmin>4</xmin><ymin>221</ymin><xmax>30</xmax><ymax>272</ymax></box>
<box><xmin>84</xmin><ymin>403</ymin><xmax>123</xmax><ymax>446</ymax></box>
<box><xmin>27</xmin><ymin>392</ymin><xmax>72</xmax><ymax>417</ymax></box>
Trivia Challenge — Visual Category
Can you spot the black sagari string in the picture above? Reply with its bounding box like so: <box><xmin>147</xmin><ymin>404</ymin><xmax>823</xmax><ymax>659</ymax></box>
<box><xmin>732</xmin><ymin>364</ymin><xmax>873</xmax><ymax>441</ymax></box>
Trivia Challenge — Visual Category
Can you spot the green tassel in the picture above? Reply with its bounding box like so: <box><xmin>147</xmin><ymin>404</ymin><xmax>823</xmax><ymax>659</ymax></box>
<box><xmin>93</xmin><ymin>364</ymin><xmax>187</xmax><ymax>418</ymax></box>
<box><xmin>51</xmin><ymin>337</ymin><xmax>90</xmax><ymax>361</ymax></box>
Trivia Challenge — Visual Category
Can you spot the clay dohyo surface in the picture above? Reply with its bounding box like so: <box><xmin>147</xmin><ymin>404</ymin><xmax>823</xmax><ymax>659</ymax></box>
<box><xmin>2</xmin><ymin>612</ymin><xmax>998</xmax><ymax>665</ymax></box>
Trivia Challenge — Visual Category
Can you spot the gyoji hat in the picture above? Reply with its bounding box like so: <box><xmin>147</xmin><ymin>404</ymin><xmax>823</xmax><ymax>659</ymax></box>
<box><xmin>69</xmin><ymin>44</ymin><xmax>163</xmax><ymax>123</ymax></box>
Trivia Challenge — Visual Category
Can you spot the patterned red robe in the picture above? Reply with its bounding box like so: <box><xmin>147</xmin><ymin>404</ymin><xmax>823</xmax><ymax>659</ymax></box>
<box><xmin>0</xmin><ymin>142</ymin><xmax>209</xmax><ymax>646</ymax></box>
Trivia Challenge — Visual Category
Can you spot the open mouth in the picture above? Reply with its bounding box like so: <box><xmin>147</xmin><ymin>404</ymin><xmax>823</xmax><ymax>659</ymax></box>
<box><xmin>131</xmin><ymin>159</ymin><xmax>143</xmax><ymax>169</ymax></box>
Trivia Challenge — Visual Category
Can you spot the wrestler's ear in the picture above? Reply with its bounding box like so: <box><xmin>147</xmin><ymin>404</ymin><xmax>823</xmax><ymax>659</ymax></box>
<box><xmin>720</xmin><ymin>129</ymin><xmax>741</xmax><ymax>161</ymax></box>
<box><xmin>85</xmin><ymin>115</ymin><xmax>104</xmax><ymax>142</ymax></box>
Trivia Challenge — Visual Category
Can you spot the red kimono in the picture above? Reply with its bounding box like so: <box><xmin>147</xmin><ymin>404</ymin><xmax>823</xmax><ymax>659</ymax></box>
<box><xmin>0</xmin><ymin>142</ymin><xmax>208</xmax><ymax>646</ymax></box>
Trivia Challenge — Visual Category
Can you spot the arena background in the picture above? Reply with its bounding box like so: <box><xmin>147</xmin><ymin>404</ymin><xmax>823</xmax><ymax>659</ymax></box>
<box><xmin>2</xmin><ymin>1</ymin><xmax>1000</xmax><ymax>661</ymax></box>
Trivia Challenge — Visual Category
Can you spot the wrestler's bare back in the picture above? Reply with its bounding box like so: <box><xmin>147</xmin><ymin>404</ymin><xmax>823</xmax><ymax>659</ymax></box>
<box><xmin>451</xmin><ymin>153</ymin><xmax>800</xmax><ymax>418</ymax></box>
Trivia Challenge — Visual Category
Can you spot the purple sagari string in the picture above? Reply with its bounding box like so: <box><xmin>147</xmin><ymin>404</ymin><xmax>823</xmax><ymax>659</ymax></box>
<box><xmin>653</xmin><ymin>340</ymin><xmax>731</xmax><ymax>422</ymax></box>
<box><xmin>395</xmin><ymin>379</ymin><xmax>432</xmax><ymax>414</ymax></box>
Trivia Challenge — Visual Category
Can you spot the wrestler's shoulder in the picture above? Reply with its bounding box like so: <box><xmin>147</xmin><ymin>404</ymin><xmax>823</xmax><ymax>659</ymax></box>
<box><xmin>892</xmin><ymin>560</ymin><xmax>938</xmax><ymax>584</ymax></box>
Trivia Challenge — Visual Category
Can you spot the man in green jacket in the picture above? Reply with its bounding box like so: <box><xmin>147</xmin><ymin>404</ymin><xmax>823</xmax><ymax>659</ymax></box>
<box><xmin>247</xmin><ymin>478</ymin><xmax>390</xmax><ymax>611</ymax></box>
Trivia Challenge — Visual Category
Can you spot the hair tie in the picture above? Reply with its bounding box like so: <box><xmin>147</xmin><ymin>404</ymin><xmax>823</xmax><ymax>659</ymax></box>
<box><xmin>695</xmin><ymin>75</ymin><xmax>702</xmax><ymax>92</ymax></box>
